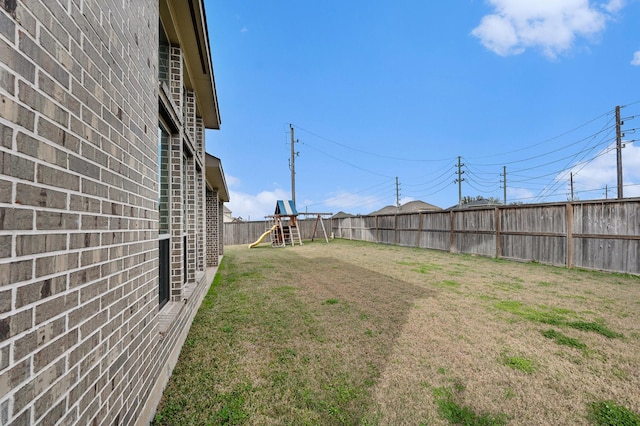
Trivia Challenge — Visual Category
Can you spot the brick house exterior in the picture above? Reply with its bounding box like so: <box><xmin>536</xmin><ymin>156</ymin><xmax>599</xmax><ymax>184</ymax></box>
<box><xmin>0</xmin><ymin>0</ymin><xmax>228</xmax><ymax>424</ymax></box>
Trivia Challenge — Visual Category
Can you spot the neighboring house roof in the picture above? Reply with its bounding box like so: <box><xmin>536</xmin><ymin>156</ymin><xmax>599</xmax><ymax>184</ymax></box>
<box><xmin>223</xmin><ymin>205</ymin><xmax>232</xmax><ymax>215</ymax></box>
<box><xmin>369</xmin><ymin>205</ymin><xmax>399</xmax><ymax>215</ymax></box>
<box><xmin>160</xmin><ymin>0</ymin><xmax>220</xmax><ymax>129</ymax></box>
<box><xmin>332</xmin><ymin>211</ymin><xmax>355</xmax><ymax>219</ymax></box>
<box><xmin>370</xmin><ymin>200</ymin><xmax>442</xmax><ymax>215</ymax></box>
<box><xmin>446</xmin><ymin>199</ymin><xmax>502</xmax><ymax>210</ymax></box>
<box><xmin>205</xmin><ymin>153</ymin><xmax>229</xmax><ymax>202</ymax></box>
<box><xmin>400</xmin><ymin>200</ymin><xmax>442</xmax><ymax>212</ymax></box>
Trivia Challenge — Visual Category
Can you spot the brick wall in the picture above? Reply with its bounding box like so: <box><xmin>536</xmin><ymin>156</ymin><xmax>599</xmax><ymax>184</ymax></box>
<box><xmin>206</xmin><ymin>188</ymin><xmax>219</xmax><ymax>266</ymax></box>
<box><xmin>0</xmin><ymin>0</ymin><xmax>226</xmax><ymax>424</ymax></box>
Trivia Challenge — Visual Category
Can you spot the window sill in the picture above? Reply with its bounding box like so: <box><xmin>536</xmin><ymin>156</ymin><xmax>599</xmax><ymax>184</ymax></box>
<box><xmin>158</xmin><ymin>301</ymin><xmax>182</xmax><ymax>336</ymax></box>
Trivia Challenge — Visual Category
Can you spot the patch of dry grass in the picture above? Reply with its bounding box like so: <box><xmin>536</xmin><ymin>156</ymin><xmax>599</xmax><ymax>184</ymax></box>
<box><xmin>153</xmin><ymin>239</ymin><xmax>640</xmax><ymax>425</ymax></box>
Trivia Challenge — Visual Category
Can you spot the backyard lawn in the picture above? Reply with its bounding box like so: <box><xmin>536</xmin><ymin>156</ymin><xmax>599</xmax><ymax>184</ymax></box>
<box><xmin>153</xmin><ymin>239</ymin><xmax>640</xmax><ymax>425</ymax></box>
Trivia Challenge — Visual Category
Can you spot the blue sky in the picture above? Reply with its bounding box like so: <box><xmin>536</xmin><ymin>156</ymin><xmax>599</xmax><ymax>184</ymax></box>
<box><xmin>204</xmin><ymin>0</ymin><xmax>640</xmax><ymax>220</ymax></box>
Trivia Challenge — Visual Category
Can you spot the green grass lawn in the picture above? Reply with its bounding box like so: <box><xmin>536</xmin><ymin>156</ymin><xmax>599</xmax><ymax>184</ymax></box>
<box><xmin>152</xmin><ymin>240</ymin><xmax>640</xmax><ymax>425</ymax></box>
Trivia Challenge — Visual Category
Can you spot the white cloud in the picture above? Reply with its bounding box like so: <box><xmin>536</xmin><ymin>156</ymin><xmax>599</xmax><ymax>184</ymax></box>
<box><xmin>227</xmin><ymin>188</ymin><xmax>289</xmax><ymax>221</ymax></box>
<box><xmin>568</xmin><ymin>142</ymin><xmax>640</xmax><ymax>198</ymax></box>
<box><xmin>472</xmin><ymin>0</ymin><xmax>617</xmax><ymax>58</ymax></box>
<box><xmin>507</xmin><ymin>187</ymin><xmax>536</xmax><ymax>202</ymax></box>
<box><xmin>240</xmin><ymin>26</ymin><xmax>248</xmax><ymax>33</ymax></box>
<box><xmin>632</xmin><ymin>50</ymin><xmax>640</xmax><ymax>65</ymax></box>
<box><xmin>323</xmin><ymin>191</ymin><xmax>386</xmax><ymax>214</ymax></box>
<box><xmin>603</xmin><ymin>0</ymin><xmax>625</xmax><ymax>13</ymax></box>
<box><xmin>399</xmin><ymin>196</ymin><xmax>416</xmax><ymax>205</ymax></box>
<box><xmin>226</xmin><ymin>175</ymin><xmax>241</xmax><ymax>187</ymax></box>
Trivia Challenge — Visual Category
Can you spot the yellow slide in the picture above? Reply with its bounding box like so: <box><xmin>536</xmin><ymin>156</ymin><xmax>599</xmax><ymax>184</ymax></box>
<box><xmin>248</xmin><ymin>225</ymin><xmax>278</xmax><ymax>249</ymax></box>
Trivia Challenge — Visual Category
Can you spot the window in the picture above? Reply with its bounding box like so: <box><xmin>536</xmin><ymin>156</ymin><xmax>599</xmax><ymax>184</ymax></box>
<box><xmin>158</xmin><ymin>124</ymin><xmax>170</xmax><ymax>308</ymax></box>
<box><xmin>182</xmin><ymin>151</ymin><xmax>190</xmax><ymax>284</ymax></box>
<box><xmin>158</xmin><ymin>126</ymin><xmax>170</xmax><ymax>234</ymax></box>
<box><xmin>159</xmin><ymin>21</ymin><xmax>170</xmax><ymax>87</ymax></box>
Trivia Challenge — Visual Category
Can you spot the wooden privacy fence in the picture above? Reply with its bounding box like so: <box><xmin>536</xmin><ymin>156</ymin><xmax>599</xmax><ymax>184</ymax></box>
<box><xmin>224</xmin><ymin>218</ymin><xmax>331</xmax><ymax>246</ymax></box>
<box><xmin>223</xmin><ymin>199</ymin><xmax>640</xmax><ymax>275</ymax></box>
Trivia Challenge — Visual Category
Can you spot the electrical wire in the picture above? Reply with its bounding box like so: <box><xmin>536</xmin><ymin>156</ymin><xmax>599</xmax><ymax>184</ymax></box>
<box><xmin>292</xmin><ymin>124</ymin><xmax>453</xmax><ymax>163</ymax></box>
<box><xmin>288</xmin><ymin>101</ymin><xmax>640</xmax><ymax>208</ymax></box>
<box><xmin>299</xmin><ymin>140</ymin><xmax>395</xmax><ymax>179</ymax></box>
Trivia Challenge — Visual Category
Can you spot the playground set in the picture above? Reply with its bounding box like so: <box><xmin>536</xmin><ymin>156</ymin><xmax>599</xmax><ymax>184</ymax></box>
<box><xmin>248</xmin><ymin>200</ymin><xmax>330</xmax><ymax>248</ymax></box>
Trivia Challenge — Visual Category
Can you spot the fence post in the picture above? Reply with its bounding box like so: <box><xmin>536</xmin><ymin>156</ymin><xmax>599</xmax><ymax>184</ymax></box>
<box><xmin>449</xmin><ymin>210</ymin><xmax>455</xmax><ymax>253</ymax></box>
<box><xmin>495</xmin><ymin>207</ymin><xmax>502</xmax><ymax>259</ymax></box>
<box><xmin>394</xmin><ymin>214</ymin><xmax>398</xmax><ymax>245</ymax></box>
<box><xmin>566</xmin><ymin>203</ymin><xmax>573</xmax><ymax>269</ymax></box>
<box><xmin>417</xmin><ymin>212</ymin><xmax>423</xmax><ymax>247</ymax></box>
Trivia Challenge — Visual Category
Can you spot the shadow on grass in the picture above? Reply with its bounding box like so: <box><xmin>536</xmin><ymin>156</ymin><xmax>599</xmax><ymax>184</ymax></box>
<box><xmin>153</xmin><ymin>246</ymin><xmax>432</xmax><ymax>425</ymax></box>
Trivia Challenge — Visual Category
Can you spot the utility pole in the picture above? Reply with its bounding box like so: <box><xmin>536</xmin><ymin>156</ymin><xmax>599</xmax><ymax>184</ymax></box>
<box><xmin>454</xmin><ymin>156</ymin><xmax>465</xmax><ymax>207</ymax></box>
<box><xmin>395</xmin><ymin>177</ymin><xmax>400</xmax><ymax>208</ymax></box>
<box><xmin>570</xmin><ymin>172</ymin><xmax>574</xmax><ymax>201</ymax></box>
<box><xmin>615</xmin><ymin>105</ymin><xmax>623</xmax><ymax>199</ymax></box>
<box><xmin>605</xmin><ymin>184</ymin><xmax>609</xmax><ymax>200</ymax></box>
<box><xmin>501</xmin><ymin>166</ymin><xmax>507</xmax><ymax>205</ymax></box>
<box><xmin>289</xmin><ymin>124</ymin><xmax>299</xmax><ymax>204</ymax></box>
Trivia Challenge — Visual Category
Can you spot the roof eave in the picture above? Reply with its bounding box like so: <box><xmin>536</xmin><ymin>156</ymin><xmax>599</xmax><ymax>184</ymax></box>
<box><xmin>161</xmin><ymin>0</ymin><xmax>221</xmax><ymax>129</ymax></box>
<box><xmin>205</xmin><ymin>153</ymin><xmax>229</xmax><ymax>202</ymax></box>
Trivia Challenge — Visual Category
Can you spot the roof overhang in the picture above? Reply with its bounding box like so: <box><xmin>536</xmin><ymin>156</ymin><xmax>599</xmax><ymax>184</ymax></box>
<box><xmin>160</xmin><ymin>0</ymin><xmax>221</xmax><ymax>129</ymax></box>
<box><xmin>205</xmin><ymin>153</ymin><xmax>229</xmax><ymax>202</ymax></box>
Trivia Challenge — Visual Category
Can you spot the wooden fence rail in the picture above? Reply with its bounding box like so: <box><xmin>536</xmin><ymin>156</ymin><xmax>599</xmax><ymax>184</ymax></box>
<box><xmin>223</xmin><ymin>199</ymin><xmax>640</xmax><ymax>275</ymax></box>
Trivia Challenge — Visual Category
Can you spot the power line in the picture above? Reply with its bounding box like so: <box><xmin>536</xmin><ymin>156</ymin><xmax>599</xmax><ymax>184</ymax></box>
<box><xmin>465</xmin><ymin>107</ymin><xmax>616</xmax><ymax>161</ymax></box>
<box><xmin>291</xmin><ymin>123</ymin><xmax>454</xmax><ymax>162</ymax></box>
<box><xmin>299</xmin><ymin>140</ymin><xmax>395</xmax><ymax>179</ymax></box>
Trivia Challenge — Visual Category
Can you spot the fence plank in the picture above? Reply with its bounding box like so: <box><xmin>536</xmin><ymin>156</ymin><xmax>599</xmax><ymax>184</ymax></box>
<box><xmin>225</xmin><ymin>199</ymin><xmax>640</xmax><ymax>275</ymax></box>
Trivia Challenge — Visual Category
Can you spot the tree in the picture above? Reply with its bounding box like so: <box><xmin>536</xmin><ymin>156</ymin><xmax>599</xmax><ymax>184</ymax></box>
<box><xmin>461</xmin><ymin>195</ymin><xmax>501</xmax><ymax>205</ymax></box>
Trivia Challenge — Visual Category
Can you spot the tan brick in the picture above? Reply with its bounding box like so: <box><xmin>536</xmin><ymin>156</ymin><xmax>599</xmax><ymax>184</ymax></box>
<box><xmin>33</xmin><ymin>329</ymin><xmax>77</xmax><ymax>372</ymax></box>
<box><xmin>16</xmin><ymin>131</ymin><xmax>67</xmax><ymax>168</ymax></box>
<box><xmin>79</xmin><ymin>278</ymin><xmax>106</xmax><ymax>303</ymax></box>
<box><xmin>35</xmin><ymin>211</ymin><xmax>78</xmax><ymax>230</ymax></box>
<box><xmin>68</xmin><ymin>363</ymin><xmax>99</xmax><ymax>411</ymax></box>
<box><xmin>18</xmin><ymin>30</ymin><xmax>69</xmax><ymax>89</ymax></box>
<box><xmin>69</xmin><ymin>232</ymin><xmax>100</xmax><ymax>250</ymax></box>
<box><xmin>0</xmin><ymin>258</ymin><xmax>32</xmax><ymax>287</ymax></box>
<box><xmin>0</xmin><ymin>308</ymin><xmax>32</xmax><ymax>343</ymax></box>
<box><xmin>35</xmin><ymin>397</ymin><xmax>66</xmax><ymax>426</ymax></box>
<box><xmin>68</xmin><ymin>330</ymin><xmax>100</xmax><ymax>368</ymax></box>
<box><xmin>36</xmin><ymin>116</ymin><xmax>80</xmax><ymax>153</ymax></box>
<box><xmin>0</xmin><ymin>38</ymin><xmax>36</xmax><ymax>86</ymax></box>
<box><xmin>0</xmin><ymin>122</ymin><xmax>12</xmax><ymax>148</ymax></box>
<box><xmin>0</xmin><ymin>179</ymin><xmax>11</xmax><ymax>203</ymax></box>
<box><xmin>68</xmin><ymin>154</ymin><xmax>100</xmax><ymax>181</ymax></box>
<box><xmin>79</xmin><ymin>309</ymin><xmax>108</xmax><ymax>340</ymax></box>
<box><xmin>68</xmin><ymin>298</ymin><xmax>100</xmax><ymax>328</ymax></box>
<box><xmin>0</xmin><ymin>343</ymin><xmax>8</xmax><ymax>370</ymax></box>
<box><xmin>68</xmin><ymin>265</ymin><xmax>101</xmax><ymax>288</ymax></box>
<box><xmin>34</xmin><ymin>291</ymin><xmax>77</xmax><ymax>325</ymax></box>
<box><xmin>37</xmin><ymin>163</ymin><xmax>80</xmax><ymax>192</ymax></box>
<box><xmin>13</xmin><ymin>357</ymin><xmax>67</xmax><ymax>413</ymax></box>
<box><xmin>13</xmin><ymin>317</ymin><xmax>66</xmax><ymax>361</ymax></box>
<box><xmin>0</xmin><ymin>208</ymin><xmax>33</xmax><ymax>231</ymax></box>
<box><xmin>15</xmin><ymin>276</ymin><xmax>67</xmax><ymax>308</ymax></box>
<box><xmin>80</xmin><ymin>248</ymin><xmax>108</xmax><ymax>268</ymax></box>
<box><xmin>0</xmin><ymin>358</ymin><xmax>29</xmax><ymax>399</ymax></box>
<box><xmin>0</xmin><ymin>65</ymin><xmax>14</xmax><ymax>96</ymax></box>
<box><xmin>15</xmin><ymin>183</ymin><xmax>66</xmax><ymax>209</ymax></box>
<box><xmin>0</xmin><ymin>151</ymin><xmax>35</xmax><ymax>182</ymax></box>
<box><xmin>16</xmin><ymin>234</ymin><xmax>67</xmax><ymax>257</ymax></box>
<box><xmin>0</xmin><ymin>235</ymin><xmax>10</xmax><ymax>259</ymax></box>
<box><xmin>35</xmin><ymin>252</ymin><xmax>78</xmax><ymax>278</ymax></box>
<box><xmin>69</xmin><ymin>194</ymin><xmax>101</xmax><ymax>213</ymax></box>
<box><xmin>0</xmin><ymin>289</ymin><xmax>10</xmax><ymax>314</ymax></box>
<box><xmin>80</xmin><ymin>214</ymin><xmax>108</xmax><ymax>230</ymax></box>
